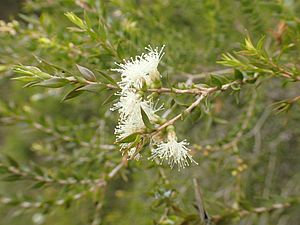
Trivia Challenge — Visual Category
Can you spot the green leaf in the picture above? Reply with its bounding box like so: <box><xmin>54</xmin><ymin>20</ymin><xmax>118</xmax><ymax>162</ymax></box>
<box><xmin>173</xmin><ymin>94</ymin><xmax>194</xmax><ymax>106</ymax></box>
<box><xmin>96</xmin><ymin>69</ymin><xmax>118</xmax><ymax>86</ymax></box>
<box><xmin>24</xmin><ymin>81</ymin><xmax>40</xmax><ymax>88</ymax></box>
<box><xmin>117</xmin><ymin>42</ymin><xmax>125</xmax><ymax>59</ymax></box>
<box><xmin>34</xmin><ymin>56</ymin><xmax>72</xmax><ymax>75</ymax></box>
<box><xmin>0</xmin><ymin>64</ymin><xmax>9</xmax><ymax>72</ymax></box>
<box><xmin>97</xmin><ymin>18</ymin><xmax>107</xmax><ymax>40</ymax></box>
<box><xmin>62</xmin><ymin>86</ymin><xmax>84</xmax><ymax>101</ymax></box>
<box><xmin>102</xmin><ymin>91</ymin><xmax>118</xmax><ymax>106</ymax></box>
<box><xmin>231</xmin><ymin>83</ymin><xmax>241</xmax><ymax>91</ymax></box>
<box><xmin>117</xmin><ymin>133</ymin><xmax>141</xmax><ymax>144</ymax></box>
<box><xmin>141</xmin><ymin>107</ymin><xmax>154</xmax><ymax>130</ymax></box>
<box><xmin>13</xmin><ymin>66</ymin><xmax>51</xmax><ymax>79</ymax></box>
<box><xmin>234</xmin><ymin>91</ymin><xmax>240</xmax><ymax>105</ymax></box>
<box><xmin>214</xmin><ymin>117</ymin><xmax>228</xmax><ymax>124</ymax></box>
<box><xmin>32</xmin><ymin>164</ymin><xmax>44</xmax><ymax>176</ymax></box>
<box><xmin>257</xmin><ymin>36</ymin><xmax>266</xmax><ymax>51</ymax></box>
<box><xmin>31</xmin><ymin>181</ymin><xmax>46</xmax><ymax>189</ymax></box>
<box><xmin>65</xmin><ymin>12</ymin><xmax>86</xmax><ymax>30</ymax></box>
<box><xmin>188</xmin><ymin>106</ymin><xmax>202</xmax><ymax>122</ymax></box>
<box><xmin>6</xmin><ymin>155</ymin><xmax>19</xmax><ymax>168</ymax></box>
<box><xmin>0</xmin><ymin>165</ymin><xmax>9</xmax><ymax>174</ymax></box>
<box><xmin>2</xmin><ymin>174</ymin><xmax>21</xmax><ymax>181</ymax></box>
<box><xmin>123</xmin><ymin>135</ymin><xmax>142</xmax><ymax>156</ymax></box>
<box><xmin>74</xmin><ymin>75</ymin><xmax>87</xmax><ymax>84</ymax></box>
<box><xmin>11</xmin><ymin>76</ymin><xmax>38</xmax><ymax>82</ymax></box>
<box><xmin>181</xmin><ymin>110</ymin><xmax>189</xmax><ymax>120</ymax></box>
<box><xmin>210</xmin><ymin>75</ymin><xmax>223</xmax><ymax>88</ymax></box>
<box><xmin>34</xmin><ymin>77</ymin><xmax>69</xmax><ymax>88</ymax></box>
<box><xmin>246</xmin><ymin>77</ymin><xmax>257</xmax><ymax>84</ymax></box>
<box><xmin>76</xmin><ymin>64</ymin><xmax>96</xmax><ymax>82</ymax></box>
<box><xmin>83</xmin><ymin>11</ymin><xmax>92</xmax><ymax>29</ymax></box>
<box><xmin>234</xmin><ymin>69</ymin><xmax>243</xmax><ymax>80</ymax></box>
<box><xmin>19</xmin><ymin>14</ymin><xmax>40</xmax><ymax>24</ymax></box>
<box><xmin>140</xmin><ymin>78</ymin><xmax>147</xmax><ymax>92</ymax></box>
<box><xmin>239</xmin><ymin>199</ymin><xmax>252</xmax><ymax>211</ymax></box>
<box><xmin>77</xmin><ymin>83</ymin><xmax>106</xmax><ymax>93</ymax></box>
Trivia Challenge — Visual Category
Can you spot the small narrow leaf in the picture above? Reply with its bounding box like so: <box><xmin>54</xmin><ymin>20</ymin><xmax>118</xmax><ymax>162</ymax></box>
<box><xmin>102</xmin><ymin>92</ymin><xmax>118</xmax><ymax>106</ymax></box>
<box><xmin>23</xmin><ymin>81</ymin><xmax>40</xmax><ymax>88</ymax></box>
<box><xmin>65</xmin><ymin>12</ymin><xmax>86</xmax><ymax>30</ymax></box>
<box><xmin>116</xmin><ymin>133</ymin><xmax>141</xmax><ymax>144</ymax></box>
<box><xmin>210</xmin><ymin>75</ymin><xmax>223</xmax><ymax>88</ymax></box>
<box><xmin>122</xmin><ymin>135</ymin><xmax>142</xmax><ymax>156</ymax></box>
<box><xmin>6</xmin><ymin>155</ymin><xmax>19</xmax><ymax>168</ymax></box>
<box><xmin>234</xmin><ymin>69</ymin><xmax>243</xmax><ymax>80</ymax></box>
<box><xmin>76</xmin><ymin>64</ymin><xmax>96</xmax><ymax>82</ymax></box>
<box><xmin>34</xmin><ymin>78</ymin><xmax>69</xmax><ymax>88</ymax></box>
<box><xmin>2</xmin><ymin>174</ymin><xmax>21</xmax><ymax>181</ymax></box>
<box><xmin>34</xmin><ymin>56</ymin><xmax>72</xmax><ymax>75</ymax></box>
<box><xmin>257</xmin><ymin>36</ymin><xmax>266</xmax><ymax>51</ymax></box>
<box><xmin>214</xmin><ymin>117</ymin><xmax>228</xmax><ymax>124</ymax></box>
<box><xmin>13</xmin><ymin>66</ymin><xmax>51</xmax><ymax>79</ymax></box>
<box><xmin>77</xmin><ymin>83</ymin><xmax>106</xmax><ymax>93</ymax></box>
<box><xmin>97</xmin><ymin>18</ymin><xmax>107</xmax><ymax>40</ymax></box>
<box><xmin>231</xmin><ymin>83</ymin><xmax>241</xmax><ymax>91</ymax></box>
<box><xmin>0</xmin><ymin>165</ymin><xmax>9</xmax><ymax>174</ymax></box>
<box><xmin>181</xmin><ymin>110</ymin><xmax>189</xmax><ymax>120</ymax></box>
<box><xmin>11</xmin><ymin>76</ymin><xmax>38</xmax><ymax>82</ymax></box>
<box><xmin>117</xmin><ymin>42</ymin><xmax>125</xmax><ymax>59</ymax></box>
<box><xmin>83</xmin><ymin>11</ymin><xmax>92</xmax><ymax>29</ymax></box>
<box><xmin>141</xmin><ymin>107</ymin><xmax>154</xmax><ymax>130</ymax></box>
<box><xmin>62</xmin><ymin>86</ymin><xmax>84</xmax><ymax>101</ymax></box>
<box><xmin>32</xmin><ymin>164</ymin><xmax>44</xmax><ymax>176</ymax></box>
<box><xmin>96</xmin><ymin>69</ymin><xmax>118</xmax><ymax>86</ymax></box>
<box><xmin>173</xmin><ymin>94</ymin><xmax>194</xmax><ymax>106</ymax></box>
<box><xmin>31</xmin><ymin>181</ymin><xmax>46</xmax><ymax>189</ymax></box>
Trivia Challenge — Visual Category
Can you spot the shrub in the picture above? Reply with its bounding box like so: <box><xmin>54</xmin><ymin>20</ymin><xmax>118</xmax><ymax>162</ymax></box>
<box><xmin>0</xmin><ymin>1</ymin><xmax>299</xmax><ymax>224</ymax></box>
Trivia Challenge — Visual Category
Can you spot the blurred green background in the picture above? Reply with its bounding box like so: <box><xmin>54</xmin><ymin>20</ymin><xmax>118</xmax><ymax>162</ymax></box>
<box><xmin>0</xmin><ymin>0</ymin><xmax>300</xmax><ymax>225</ymax></box>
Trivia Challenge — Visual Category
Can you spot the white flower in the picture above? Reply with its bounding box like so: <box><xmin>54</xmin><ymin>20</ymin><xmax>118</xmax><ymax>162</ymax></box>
<box><xmin>111</xmin><ymin>90</ymin><xmax>142</xmax><ymax>119</ymax></box>
<box><xmin>111</xmin><ymin>90</ymin><xmax>161</xmax><ymax>119</ymax></box>
<box><xmin>115</xmin><ymin>113</ymin><xmax>145</xmax><ymax>141</ymax></box>
<box><xmin>111</xmin><ymin>45</ymin><xmax>165</xmax><ymax>159</ymax></box>
<box><xmin>128</xmin><ymin>147</ymin><xmax>141</xmax><ymax>160</ymax></box>
<box><xmin>112</xmin><ymin>45</ymin><xmax>165</xmax><ymax>90</ymax></box>
<box><xmin>150</xmin><ymin>137</ymin><xmax>197</xmax><ymax>170</ymax></box>
<box><xmin>114</xmin><ymin>98</ymin><xmax>161</xmax><ymax>139</ymax></box>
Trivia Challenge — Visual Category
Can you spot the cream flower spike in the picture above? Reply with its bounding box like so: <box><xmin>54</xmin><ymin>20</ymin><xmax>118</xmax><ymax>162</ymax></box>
<box><xmin>112</xmin><ymin>45</ymin><xmax>165</xmax><ymax>90</ymax></box>
<box><xmin>110</xmin><ymin>90</ymin><xmax>142</xmax><ymax>119</ymax></box>
<box><xmin>150</xmin><ymin>133</ymin><xmax>197</xmax><ymax>170</ymax></box>
<box><xmin>114</xmin><ymin>95</ymin><xmax>161</xmax><ymax>143</ymax></box>
<box><xmin>111</xmin><ymin>90</ymin><xmax>162</xmax><ymax>121</ymax></box>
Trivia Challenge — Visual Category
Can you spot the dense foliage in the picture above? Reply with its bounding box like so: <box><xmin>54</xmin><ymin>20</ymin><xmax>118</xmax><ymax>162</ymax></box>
<box><xmin>0</xmin><ymin>0</ymin><xmax>300</xmax><ymax>224</ymax></box>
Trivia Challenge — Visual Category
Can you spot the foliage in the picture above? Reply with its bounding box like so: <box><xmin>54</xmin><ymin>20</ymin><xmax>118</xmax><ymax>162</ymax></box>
<box><xmin>0</xmin><ymin>0</ymin><xmax>300</xmax><ymax>225</ymax></box>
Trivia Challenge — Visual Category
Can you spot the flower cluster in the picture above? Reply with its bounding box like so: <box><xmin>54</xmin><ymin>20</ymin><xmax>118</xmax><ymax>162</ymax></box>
<box><xmin>112</xmin><ymin>46</ymin><xmax>165</xmax><ymax>91</ymax></box>
<box><xmin>149</xmin><ymin>129</ymin><xmax>197</xmax><ymax>170</ymax></box>
<box><xmin>112</xmin><ymin>46</ymin><xmax>197</xmax><ymax>170</ymax></box>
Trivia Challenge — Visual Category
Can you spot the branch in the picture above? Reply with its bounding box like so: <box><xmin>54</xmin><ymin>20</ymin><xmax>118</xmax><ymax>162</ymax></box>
<box><xmin>195</xmin><ymin>90</ymin><xmax>258</xmax><ymax>154</ymax></box>
<box><xmin>153</xmin><ymin>81</ymin><xmax>239</xmax><ymax>135</ymax></box>
<box><xmin>0</xmin><ymin>157</ymin><xmax>126</xmax><ymax>210</ymax></box>
<box><xmin>211</xmin><ymin>199</ymin><xmax>299</xmax><ymax>223</ymax></box>
<box><xmin>193</xmin><ymin>178</ymin><xmax>210</xmax><ymax>224</ymax></box>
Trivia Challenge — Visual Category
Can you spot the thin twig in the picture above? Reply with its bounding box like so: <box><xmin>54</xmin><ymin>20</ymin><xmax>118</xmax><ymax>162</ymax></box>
<box><xmin>153</xmin><ymin>81</ymin><xmax>239</xmax><ymax>135</ymax></box>
<box><xmin>193</xmin><ymin>178</ymin><xmax>210</xmax><ymax>225</ymax></box>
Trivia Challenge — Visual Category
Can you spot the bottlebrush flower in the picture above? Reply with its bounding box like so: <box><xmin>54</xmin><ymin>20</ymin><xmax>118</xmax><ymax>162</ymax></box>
<box><xmin>150</xmin><ymin>136</ymin><xmax>197</xmax><ymax>170</ymax></box>
<box><xmin>112</xmin><ymin>90</ymin><xmax>161</xmax><ymax>119</ymax></box>
<box><xmin>112</xmin><ymin>45</ymin><xmax>165</xmax><ymax>90</ymax></box>
<box><xmin>111</xmin><ymin>45</ymin><xmax>165</xmax><ymax>160</ymax></box>
<box><xmin>111</xmin><ymin>90</ymin><xmax>142</xmax><ymax>119</ymax></box>
<box><xmin>114</xmin><ymin>112</ymin><xmax>145</xmax><ymax>142</ymax></box>
<box><xmin>114</xmin><ymin>93</ymin><xmax>161</xmax><ymax>143</ymax></box>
